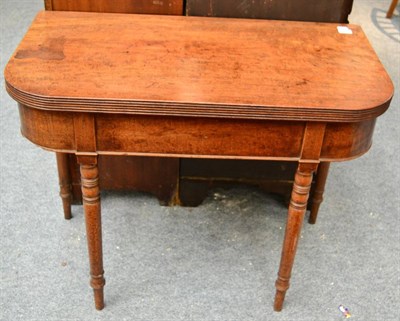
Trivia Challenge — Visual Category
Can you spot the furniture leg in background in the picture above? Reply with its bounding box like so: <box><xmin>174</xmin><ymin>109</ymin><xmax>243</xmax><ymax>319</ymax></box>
<box><xmin>387</xmin><ymin>0</ymin><xmax>398</xmax><ymax>18</ymax></box>
<box><xmin>56</xmin><ymin>152</ymin><xmax>72</xmax><ymax>220</ymax></box>
<box><xmin>309</xmin><ymin>162</ymin><xmax>330</xmax><ymax>224</ymax></box>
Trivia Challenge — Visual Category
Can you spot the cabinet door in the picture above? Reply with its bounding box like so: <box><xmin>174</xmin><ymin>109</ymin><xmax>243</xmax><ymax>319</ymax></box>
<box><xmin>186</xmin><ymin>0</ymin><xmax>353</xmax><ymax>22</ymax></box>
<box><xmin>45</xmin><ymin>0</ymin><xmax>183</xmax><ymax>15</ymax></box>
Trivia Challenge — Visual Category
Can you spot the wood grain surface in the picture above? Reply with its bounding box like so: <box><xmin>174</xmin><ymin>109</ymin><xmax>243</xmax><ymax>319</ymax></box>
<box><xmin>45</xmin><ymin>0</ymin><xmax>183</xmax><ymax>15</ymax></box>
<box><xmin>5</xmin><ymin>11</ymin><xmax>393</xmax><ymax>122</ymax></box>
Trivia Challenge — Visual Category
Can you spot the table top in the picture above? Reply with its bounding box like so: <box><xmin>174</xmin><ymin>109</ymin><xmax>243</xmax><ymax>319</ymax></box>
<box><xmin>5</xmin><ymin>11</ymin><xmax>393</xmax><ymax>122</ymax></box>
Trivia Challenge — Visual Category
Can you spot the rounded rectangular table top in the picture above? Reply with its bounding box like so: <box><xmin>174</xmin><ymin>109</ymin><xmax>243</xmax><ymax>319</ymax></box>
<box><xmin>5</xmin><ymin>11</ymin><xmax>393</xmax><ymax>122</ymax></box>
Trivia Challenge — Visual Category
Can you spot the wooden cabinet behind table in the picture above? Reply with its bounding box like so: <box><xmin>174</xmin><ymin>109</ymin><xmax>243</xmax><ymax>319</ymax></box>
<box><xmin>44</xmin><ymin>0</ymin><xmax>183</xmax><ymax>15</ymax></box>
<box><xmin>46</xmin><ymin>0</ymin><xmax>354</xmax><ymax>209</ymax></box>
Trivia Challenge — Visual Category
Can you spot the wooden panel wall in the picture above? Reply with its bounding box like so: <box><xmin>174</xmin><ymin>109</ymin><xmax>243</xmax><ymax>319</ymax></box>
<box><xmin>186</xmin><ymin>0</ymin><xmax>354</xmax><ymax>22</ymax></box>
<box><xmin>45</xmin><ymin>0</ymin><xmax>183</xmax><ymax>15</ymax></box>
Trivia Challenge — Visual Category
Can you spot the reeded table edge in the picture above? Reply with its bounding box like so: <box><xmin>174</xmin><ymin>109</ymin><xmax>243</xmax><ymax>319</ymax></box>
<box><xmin>5</xmin><ymin>80</ymin><xmax>393</xmax><ymax>123</ymax></box>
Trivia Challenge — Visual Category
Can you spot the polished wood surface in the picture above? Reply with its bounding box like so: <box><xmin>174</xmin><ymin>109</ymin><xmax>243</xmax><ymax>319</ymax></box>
<box><xmin>5</xmin><ymin>11</ymin><xmax>393</xmax><ymax>311</ymax></box>
<box><xmin>5</xmin><ymin>11</ymin><xmax>392</xmax><ymax>122</ymax></box>
<box><xmin>186</xmin><ymin>0</ymin><xmax>354</xmax><ymax>23</ymax></box>
<box><xmin>45</xmin><ymin>0</ymin><xmax>183</xmax><ymax>15</ymax></box>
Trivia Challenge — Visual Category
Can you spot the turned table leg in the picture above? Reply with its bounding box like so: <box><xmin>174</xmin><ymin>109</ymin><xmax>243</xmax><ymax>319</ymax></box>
<box><xmin>309</xmin><ymin>162</ymin><xmax>330</xmax><ymax>224</ymax></box>
<box><xmin>79</xmin><ymin>160</ymin><xmax>105</xmax><ymax>310</ymax></box>
<box><xmin>274</xmin><ymin>162</ymin><xmax>318</xmax><ymax>311</ymax></box>
<box><xmin>56</xmin><ymin>152</ymin><xmax>72</xmax><ymax>220</ymax></box>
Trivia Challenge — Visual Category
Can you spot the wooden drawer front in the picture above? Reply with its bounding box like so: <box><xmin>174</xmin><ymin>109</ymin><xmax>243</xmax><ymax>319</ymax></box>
<box><xmin>45</xmin><ymin>0</ymin><xmax>183</xmax><ymax>15</ymax></box>
<box><xmin>186</xmin><ymin>0</ymin><xmax>353</xmax><ymax>23</ymax></box>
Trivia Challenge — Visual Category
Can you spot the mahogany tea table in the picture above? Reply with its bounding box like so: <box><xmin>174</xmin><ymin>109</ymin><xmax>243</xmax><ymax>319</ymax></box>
<box><xmin>4</xmin><ymin>11</ymin><xmax>393</xmax><ymax>311</ymax></box>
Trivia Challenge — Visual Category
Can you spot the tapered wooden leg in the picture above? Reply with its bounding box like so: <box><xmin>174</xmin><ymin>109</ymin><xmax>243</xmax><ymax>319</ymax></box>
<box><xmin>274</xmin><ymin>162</ymin><xmax>318</xmax><ymax>311</ymax></box>
<box><xmin>56</xmin><ymin>152</ymin><xmax>72</xmax><ymax>220</ymax></box>
<box><xmin>80</xmin><ymin>161</ymin><xmax>105</xmax><ymax>310</ymax></box>
<box><xmin>309</xmin><ymin>162</ymin><xmax>330</xmax><ymax>224</ymax></box>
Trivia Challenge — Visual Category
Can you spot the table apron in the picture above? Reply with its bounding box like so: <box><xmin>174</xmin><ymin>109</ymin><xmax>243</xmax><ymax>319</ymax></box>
<box><xmin>18</xmin><ymin>104</ymin><xmax>376</xmax><ymax>162</ymax></box>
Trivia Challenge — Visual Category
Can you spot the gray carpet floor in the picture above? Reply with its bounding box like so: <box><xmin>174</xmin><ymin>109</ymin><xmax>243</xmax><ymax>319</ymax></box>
<box><xmin>1</xmin><ymin>1</ymin><xmax>399</xmax><ymax>320</ymax></box>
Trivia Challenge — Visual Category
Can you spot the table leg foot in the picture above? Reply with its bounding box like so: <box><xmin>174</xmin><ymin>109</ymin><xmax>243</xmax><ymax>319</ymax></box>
<box><xmin>309</xmin><ymin>162</ymin><xmax>330</xmax><ymax>224</ymax></box>
<box><xmin>273</xmin><ymin>286</ymin><xmax>287</xmax><ymax>311</ymax></box>
<box><xmin>79</xmin><ymin>160</ymin><xmax>105</xmax><ymax>310</ymax></box>
<box><xmin>56</xmin><ymin>152</ymin><xmax>72</xmax><ymax>220</ymax></box>
<box><xmin>274</xmin><ymin>163</ymin><xmax>317</xmax><ymax>311</ymax></box>
<box><xmin>92</xmin><ymin>283</ymin><xmax>105</xmax><ymax>310</ymax></box>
